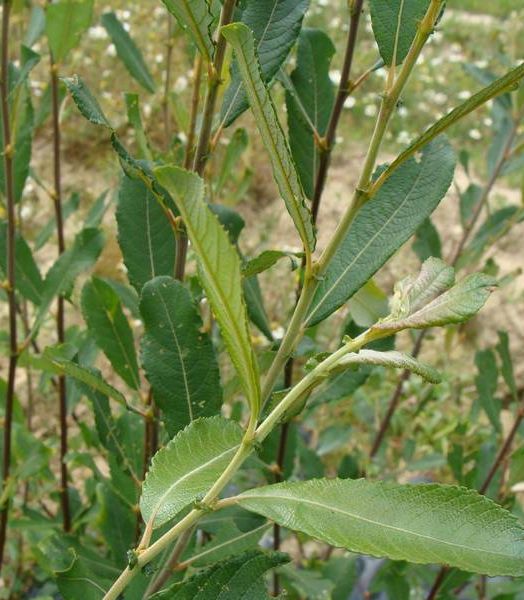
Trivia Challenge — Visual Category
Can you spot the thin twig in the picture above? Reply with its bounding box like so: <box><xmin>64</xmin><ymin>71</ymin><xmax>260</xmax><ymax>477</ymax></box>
<box><xmin>183</xmin><ymin>55</ymin><xmax>203</xmax><ymax>170</ymax></box>
<box><xmin>0</xmin><ymin>0</ymin><xmax>18</xmax><ymax>572</ymax></box>
<box><xmin>50</xmin><ymin>50</ymin><xmax>71</xmax><ymax>532</ymax></box>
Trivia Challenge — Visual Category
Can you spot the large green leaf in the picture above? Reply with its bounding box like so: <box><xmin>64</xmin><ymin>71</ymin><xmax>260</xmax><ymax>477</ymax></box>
<box><xmin>306</xmin><ymin>137</ymin><xmax>455</xmax><ymax>326</ymax></box>
<box><xmin>154</xmin><ymin>166</ymin><xmax>260</xmax><ymax>416</ymax></box>
<box><xmin>81</xmin><ymin>277</ymin><xmax>140</xmax><ymax>390</ymax></box>
<box><xmin>140</xmin><ymin>276</ymin><xmax>222</xmax><ymax>435</ymax></box>
<box><xmin>161</xmin><ymin>0</ymin><xmax>215</xmax><ymax>63</ymax></box>
<box><xmin>46</xmin><ymin>0</ymin><xmax>94</xmax><ymax>63</ymax></box>
<box><xmin>140</xmin><ymin>417</ymin><xmax>243</xmax><ymax>528</ymax></box>
<box><xmin>370</xmin><ymin>0</ymin><xmax>431</xmax><ymax>66</ymax></box>
<box><xmin>222</xmin><ymin>23</ymin><xmax>315</xmax><ymax>254</ymax></box>
<box><xmin>285</xmin><ymin>28</ymin><xmax>335</xmax><ymax>199</ymax></box>
<box><xmin>116</xmin><ymin>175</ymin><xmax>176</xmax><ymax>292</ymax></box>
<box><xmin>151</xmin><ymin>550</ymin><xmax>289</xmax><ymax>599</ymax></box>
<box><xmin>0</xmin><ymin>222</ymin><xmax>43</xmax><ymax>305</ymax></box>
<box><xmin>221</xmin><ymin>0</ymin><xmax>309</xmax><ymax>127</ymax></box>
<box><xmin>236</xmin><ymin>479</ymin><xmax>524</xmax><ymax>576</ymax></box>
<box><xmin>31</xmin><ymin>228</ymin><xmax>104</xmax><ymax>336</ymax></box>
<box><xmin>101</xmin><ymin>12</ymin><xmax>156</xmax><ymax>93</ymax></box>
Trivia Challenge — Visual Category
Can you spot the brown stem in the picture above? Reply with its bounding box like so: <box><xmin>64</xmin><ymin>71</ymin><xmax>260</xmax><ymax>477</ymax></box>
<box><xmin>50</xmin><ymin>55</ymin><xmax>71</xmax><ymax>532</ymax></box>
<box><xmin>311</xmin><ymin>0</ymin><xmax>364</xmax><ymax>222</ymax></box>
<box><xmin>184</xmin><ymin>55</ymin><xmax>203</xmax><ymax>170</ymax></box>
<box><xmin>0</xmin><ymin>0</ymin><xmax>18</xmax><ymax>571</ymax></box>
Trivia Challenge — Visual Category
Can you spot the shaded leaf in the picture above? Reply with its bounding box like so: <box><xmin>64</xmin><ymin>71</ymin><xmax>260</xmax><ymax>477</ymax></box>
<box><xmin>221</xmin><ymin>0</ymin><xmax>309</xmax><ymax>127</ymax></box>
<box><xmin>140</xmin><ymin>276</ymin><xmax>222</xmax><ymax>434</ymax></box>
<box><xmin>151</xmin><ymin>550</ymin><xmax>289</xmax><ymax>599</ymax></box>
<box><xmin>307</xmin><ymin>137</ymin><xmax>456</xmax><ymax>326</ymax></box>
<box><xmin>81</xmin><ymin>277</ymin><xmax>140</xmax><ymax>390</ymax></box>
<box><xmin>154</xmin><ymin>166</ymin><xmax>260</xmax><ymax>416</ymax></box>
<box><xmin>285</xmin><ymin>28</ymin><xmax>335</xmax><ymax>199</ymax></box>
<box><xmin>475</xmin><ymin>349</ymin><xmax>501</xmax><ymax>432</ymax></box>
<box><xmin>236</xmin><ymin>478</ymin><xmax>524</xmax><ymax>576</ymax></box>
<box><xmin>496</xmin><ymin>330</ymin><xmax>517</xmax><ymax>402</ymax></box>
<box><xmin>140</xmin><ymin>417</ymin><xmax>243</xmax><ymax>528</ymax></box>
<box><xmin>161</xmin><ymin>0</ymin><xmax>215</xmax><ymax>63</ymax></box>
<box><xmin>35</xmin><ymin>192</ymin><xmax>80</xmax><ymax>250</ymax></box>
<box><xmin>222</xmin><ymin>23</ymin><xmax>315</xmax><ymax>254</ymax></box>
<box><xmin>412</xmin><ymin>217</ymin><xmax>441</xmax><ymax>262</ymax></box>
<box><xmin>370</xmin><ymin>0</ymin><xmax>430</xmax><ymax>66</ymax></box>
<box><xmin>0</xmin><ymin>222</ymin><xmax>43</xmax><ymax>305</ymax></box>
<box><xmin>116</xmin><ymin>175</ymin><xmax>176</xmax><ymax>292</ymax></box>
<box><xmin>242</xmin><ymin>250</ymin><xmax>302</xmax><ymax>278</ymax></box>
<box><xmin>46</xmin><ymin>0</ymin><xmax>94</xmax><ymax>63</ymax></box>
<box><xmin>101</xmin><ymin>12</ymin><xmax>156</xmax><ymax>93</ymax></box>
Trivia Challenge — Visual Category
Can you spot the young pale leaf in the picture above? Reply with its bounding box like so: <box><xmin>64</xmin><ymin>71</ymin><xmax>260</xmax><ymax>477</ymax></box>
<box><xmin>101</xmin><ymin>12</ymin><xmax>156</xmax><ymax>93</ymax></box>
<box><xmin>150</xmin><ymin>550</ymin><xmax>289</xmax><ymax>599</ymax></box>
<box><xmin>154</xmin><ymin>166</ymin><xmax>261</xmax><ymax>416</ymax></box>
<box><xmin>0</xmin><ymin>222</ymin><xmax>43</xmax><ymax>305</ymax></box>
<box><xmin>62</xmin><ymin>75</ymin><xmax>112</xmax><ymax>128</ymax></box>
<box><xmin>140</xmin><ymin>277</ymin><xmax>222</xmax><ymax>435</ymax></box>
<box><xmin>81</xmin><ymin>277</ymin><xmax>140</xmax><ymax>390</ymax></box>
<box><xmin>375</xmin><ymin>270</ymin><xmax>495</xmax><ymax>333</ymax></box>
<box><xmin>140</xmin><ymin>417</ymin><xmax>243</xmax><ymax>528</ymax></box>
<box><xmin>332</xmin><ymin>350</ymin><xmax>441</xmax><ymax>384</ymax></box>
<box><xmin>31</xmin><ymin>228</ymin><xmax>104</xmax><ymax>336</ymax></box>
<box><xmin>306</xmin><ymin>137</ymin><xmax>455</xmax><ymax>326</ymax></box>
<box><xmin>370</xmin><ymin>0</ymin><xmax>430</xmax><ymax>66</ymax></box>
<box><xmin>161</xmin><ymin>0</ymin><xmax>215</xmax><ymax>63</ymax></box>
<box><xmin>285</xmin><ymin>28</ymin><xmax>335</xmax><ymax>199</ymax></box>
<box><xmin>116</xmin><ymin>175</ymin><xmax>176</xmax><ymax>292</ymax></box>
<box><xmin>221</xmin><ymin>0</ymin><xmax>309</xmax><ymax>127</ymax></box>
<box><xmin>46</xmin><ymin>0</ymin><xmax>94</xmax><ymax>63</ymax></box>
<box><xmin>222</xmin><ymin>23</ymin><xmax>315</xmax><ymax>254</ymax></box>
<box><xmin>236</xmin><ymin>479</ymin><xmax>524</xmax><ymax>576</ymax></box>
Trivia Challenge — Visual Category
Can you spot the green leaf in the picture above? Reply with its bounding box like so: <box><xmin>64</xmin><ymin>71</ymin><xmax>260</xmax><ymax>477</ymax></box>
<box><xmin>154</xmin><ymin>166</ymin><xmax>261</xmax><ymax>416</ymax></box>
<box><xmin>150</xmin><ymin>550</ymin><xmax>289</xmax><ymax>599</ymax></box>
<box><xmin>285</xmin><ymin>28</ymin><xmax>335</xmax><ymax>199</ymax></box>
<box><xmin>242</xmin><ymin>250</ymin><xmax>302</xmax><ymax>278</ymax></box>
<box><xmin>222</xmin><ymin>23</ymin><xmax>315</xmax><ymax>254</ymax></box>
<box><xmin>236</xmin><ymin>479</ymin><xmax>524</xmax><ymax>576</ymax></box>
<box><xmin>140</xmin><ymin>417</ymin><xmax>243</xmax><ymax>528</ymax></box>
<box><xmin>190</xmin><ymin>523</ymin><xmax>271</xmax><ymax>567</ymax></box>
<box><xmin>0</xmin><ymin>77</ymin><xmax>34</xmax><ymax>203</ymax></box>
<box><xmin>140</xmin><ymin>276</ymin><xmax>222</xmax><ymax>435</ymax></box>
<box><xmin>46</xmin><ymin>0</ymin><xmax>94</xmax><ymax>63</ymax></box>
<box><xmin>35</xmin><ymin>192</ymin><xmax>80</xmax><ymax>250</ymax></box>
<box><xmin>101</xmin><ymin>12</ymin><xmax>156</xmax><ymax>93</ymax></box>
<box><xmin>332</xmin><ymin>349</ymin><xmax>441</xmax><ymax>384</ymax></box>
<box><xmin>375</xmin><ymin>259</ymin><xmax>495</xmax><ymax>333</ymax></box>
<box><xmin>81</xmin><ymin>277</ymin><xmax>140</xmax><ymax>390</ymax></box>
<box><xmin>0</xmin><ymin>222</ymin><xmax>43</xmax><ymax>305</ymax></box>
<box><xmin>373</xmin><ymin>62</ymin><xmax>524</xmax><ymax>191</ymax></box>
<box><xmin>96</xmin><ymin>483</ymin><xmax>135</xmax><ymax>568</ymax></box>
<box><xmin>221</xmin><ymin>0</ymin><xmax>309</xmax><ymax>127</ymax></box>
<box><xmin>370</xmin><ymin>0</ymin><xmax>430</xmax><ymax>66</ymax></box>
<box><xmin>215</xmin><ymin>128</ymin><xmax>249</xmax><ymax>196</ymax></box>
<box><xmin>125</xmin><ymin>93</ymin><xmax>152</xmax><ymax>160</ymax></box>
<box><xmin>412</xmin><ymin>217</ymin><xmax>441</xmax><ymax>262</ymax></box>
<box><xmin>475</xmin><ymin>349</ymin><xmax>501</xmax><ymax>432</ymax></box>
<box><xmin>243</xmin><ymin>276</ymin><xmax>274</xmax><ymax>341</ymax></box>
<box><xmin>62</xmin><ymin>75</ymin><xmax>112</xmax><ymax>128</ymax></box>
<box><xmin>116</xmin><ymin>175</ymin><xmax>176</xmax><ymax>292</ymax></box>
<box><xmin>31</xmin><ymin>228</ymin><xmax>104</xmax><ymax>336</ymax></box>
<box><xmin>161</xmin><ymin>0</ymin><xmax>215</xmax><ymax>63</ymax></box>
<box><xmin>496</xmin><ymin>331</ymin><xmax>517</xmax><ymax>402</ymax></box>
<box><xmin>40</xmin><ymin>350</ymin><xmax>127</xmax><ymax>408</ymax></box>
<box><xmin>306</xmin><ymin>137</ymin><xmax>456</xmax><ymax>326</ymax></box>
<box><xmin>459</xmin><ymin>183</ymin><xmax>482</xmax><ymax>228</ymax></box>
